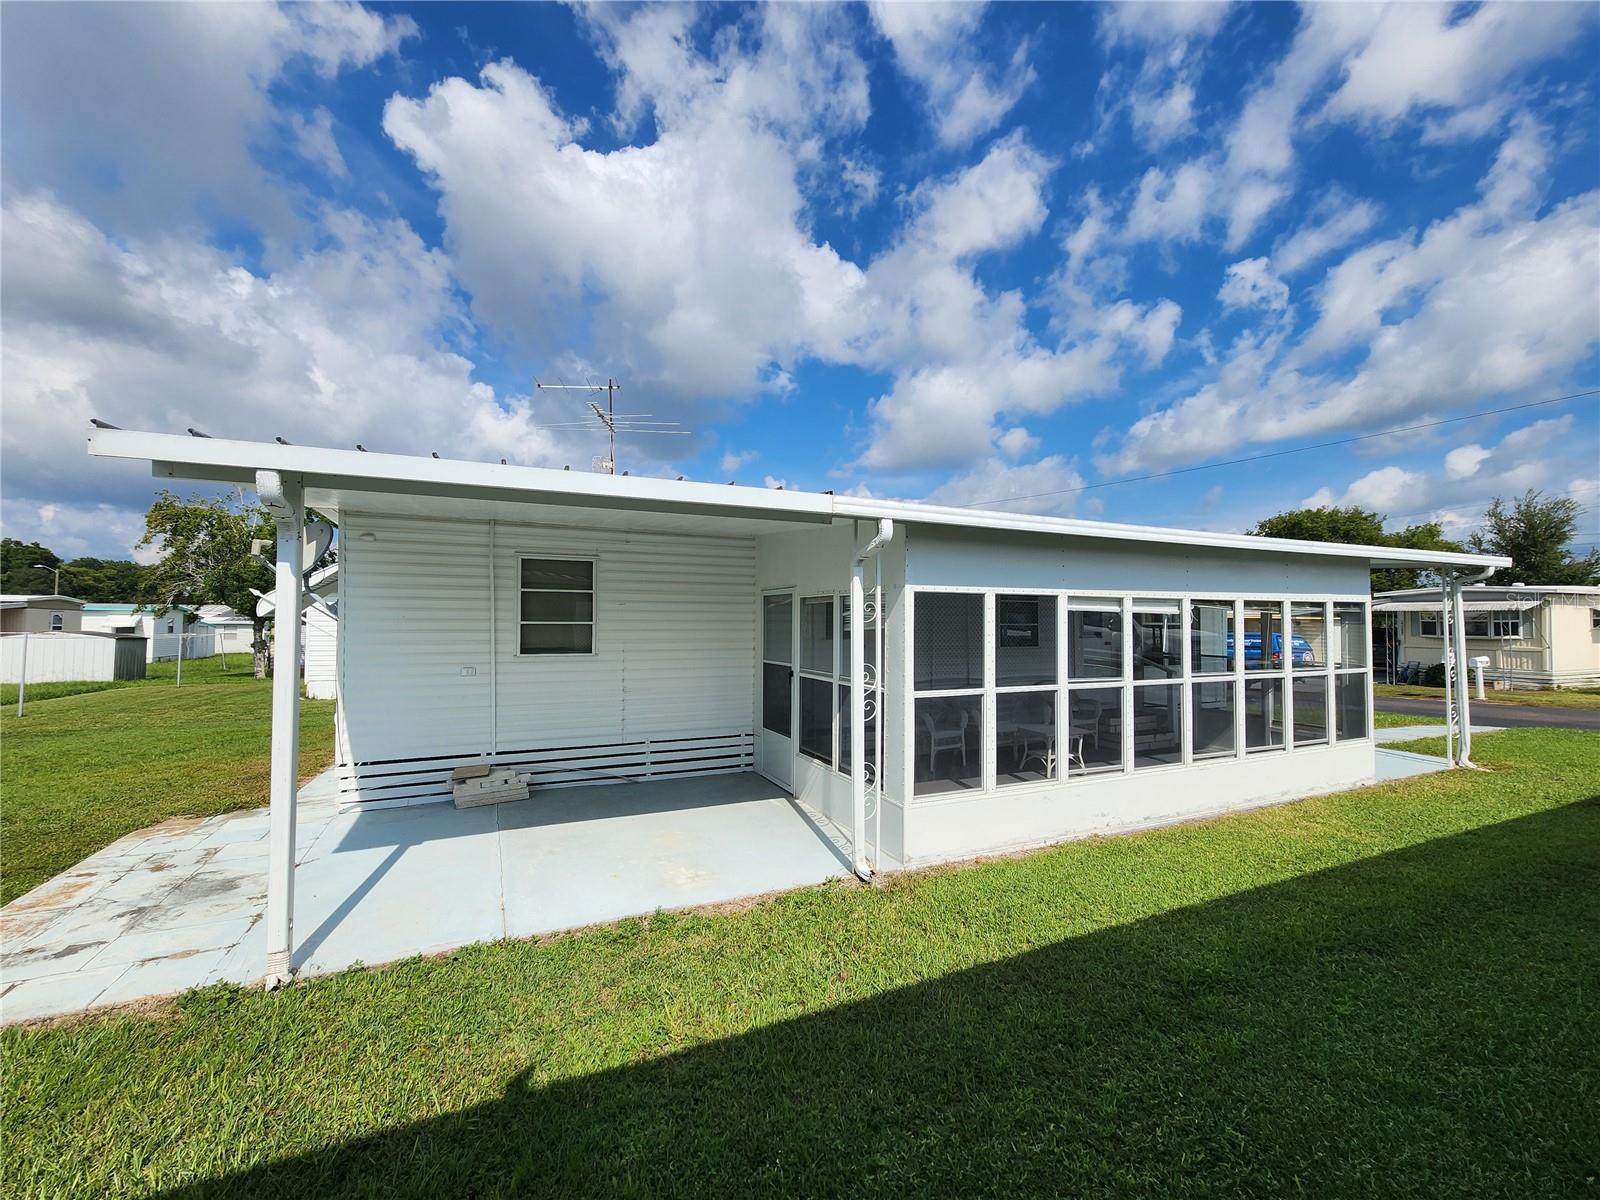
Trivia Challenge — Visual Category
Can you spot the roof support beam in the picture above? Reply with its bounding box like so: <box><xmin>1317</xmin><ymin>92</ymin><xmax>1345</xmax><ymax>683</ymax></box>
<box><xmin>258</xmin><ymin>470</ymin><xmax>304</xmax><ymax>988</ymax></box>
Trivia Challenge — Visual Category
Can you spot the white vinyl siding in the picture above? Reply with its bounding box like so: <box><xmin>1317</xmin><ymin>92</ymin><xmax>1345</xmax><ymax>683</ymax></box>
<box><xmin>341</xmin><ymin>515</ymin><xmax>494</xmax><ymax>761</ymax></box>
<box><xmin>338</xmin><ymin>513</ymin><xmax>756</xmax><ymax>767</ymax></box>
<box><xmin>303</xmin><ymin>600</ymin><xmax>338</xmax><ymax>700</ymax></box>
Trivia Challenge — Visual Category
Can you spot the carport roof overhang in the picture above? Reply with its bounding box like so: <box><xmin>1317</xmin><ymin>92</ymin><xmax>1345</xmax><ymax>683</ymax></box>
<box><xmin>88</xmin><ymin>428</ymin><xmax>1513</xmax><ymax>571</ymax></box>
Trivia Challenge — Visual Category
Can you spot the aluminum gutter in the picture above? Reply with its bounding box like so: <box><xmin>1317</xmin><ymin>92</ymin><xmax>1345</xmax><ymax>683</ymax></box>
<box><xmin>830</xmin><ymin>494</ymin><xmax>1511</xmax><ymax>571</ymax></box>
<box><xmin>88</xmin><ymin>429</ymin><xmax>835</xmax><ymax>527</ymax></box>
<box><xmin>88</xmin><ymin>428</ymin><xmax>1512</xmax><ymax>571</ymax></box>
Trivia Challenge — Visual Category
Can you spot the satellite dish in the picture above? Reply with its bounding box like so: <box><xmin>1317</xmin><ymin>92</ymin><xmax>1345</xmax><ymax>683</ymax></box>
<box><xmin>252</xmin><ymin>588</ymin><xmax>275</xmax><ymax>619</ymax></box>
<box><xmin>302</xmin><ymin>522</ymin><xmax>333</xmax><ymax>574</ymax></box>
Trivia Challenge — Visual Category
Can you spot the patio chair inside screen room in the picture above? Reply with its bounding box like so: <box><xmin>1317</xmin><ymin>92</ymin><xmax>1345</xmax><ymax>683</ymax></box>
<box><xmin>921</xmin><ymin>703</ymin><xmax>970</xmax><ymax>772</ymax></box>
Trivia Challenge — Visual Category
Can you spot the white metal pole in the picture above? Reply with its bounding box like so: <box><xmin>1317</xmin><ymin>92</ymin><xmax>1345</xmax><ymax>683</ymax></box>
<box><xmin>175</xmin><ymin>624</ymin><xmax>183</xmax><ymax>688</ymax></box>
<box><xmin>259</xmin><ymin>471</ymin><xmax>304</xmax><ymax>987</ymax></box>
<box><xmin>849</xmin><ymin>561</ymin><xmax>868</xmax><ymax>878</ymax></box>
<box><xmin>1442</xmin><ymin>580</ymin><xmax>1455</xmax><ymax>765</ymax></box>
<box><xmin>872</xmin><ymin>569</ymin><xmax>882</xmax><ymax>873</ymax></box>
<box><xmin>1451</xmin><ymin>578</ymin><xmax>1474</xmax><ymax>766</ymax></box>
<box><xmin>16</xmin><ymin>634</ymin><xmax>29</xmax><ymax>716</ymax></box>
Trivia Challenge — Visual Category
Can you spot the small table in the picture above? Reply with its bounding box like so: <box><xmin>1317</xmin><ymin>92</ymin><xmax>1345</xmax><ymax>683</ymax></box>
<box><xmin>1016</xmin><ymin>722</ymin><xmax>1060</xmax><ymax>775</ymax></box>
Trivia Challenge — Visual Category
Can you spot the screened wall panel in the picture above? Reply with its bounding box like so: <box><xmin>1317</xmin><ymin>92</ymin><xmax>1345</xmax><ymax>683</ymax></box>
<box><xmin>914</xmin><ymin>592</ymin><xmax>984</xmax><ymax>691</ymax></box>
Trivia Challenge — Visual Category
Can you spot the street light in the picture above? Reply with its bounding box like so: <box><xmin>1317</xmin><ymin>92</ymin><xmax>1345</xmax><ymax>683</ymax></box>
<box><xmin>31</xmin><ymin>563</ymin><xmax>61</xmax><ymax>594</ymax></box>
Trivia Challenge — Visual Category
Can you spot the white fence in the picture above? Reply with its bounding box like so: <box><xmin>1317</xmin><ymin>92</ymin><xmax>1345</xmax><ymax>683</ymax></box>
<box><xmin>1</xmin><ymin>632</ymin><xmax>147</xmax><ymax>684</ymax></box>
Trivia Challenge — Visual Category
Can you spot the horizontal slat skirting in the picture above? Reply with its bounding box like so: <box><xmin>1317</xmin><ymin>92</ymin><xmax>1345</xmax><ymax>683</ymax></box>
<box><xmin>332</xmin><ymin>731</ymin><xmax>756</xmax><ymax>809</ymax></box>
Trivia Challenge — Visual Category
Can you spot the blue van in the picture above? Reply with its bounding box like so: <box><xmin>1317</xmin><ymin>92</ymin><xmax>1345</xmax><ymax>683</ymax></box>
<box><xmin>1225</xmin><ymin>631</ymin><xmax>1317</xmax><ymax>666</ymax></box>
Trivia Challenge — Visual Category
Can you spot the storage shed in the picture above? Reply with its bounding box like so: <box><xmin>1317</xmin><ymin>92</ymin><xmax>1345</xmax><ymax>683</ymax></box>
<box><xmin>87</xmin><ymin>428</ymin><xmax>1511</xmax><ymax>985</ymax></box>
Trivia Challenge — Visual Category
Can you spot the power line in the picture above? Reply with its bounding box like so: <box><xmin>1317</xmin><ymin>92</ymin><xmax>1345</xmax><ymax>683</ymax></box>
<box><xmin>959</xmin><ymin>388</ymin><xmax>1600</xmax><ymax>509</ymax></box>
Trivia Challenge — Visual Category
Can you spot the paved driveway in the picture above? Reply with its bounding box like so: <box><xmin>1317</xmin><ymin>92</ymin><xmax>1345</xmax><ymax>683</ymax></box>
<box><xmin>0</xmin><ymin>772</ymin><xmax>849</xmax><ymax>1025</ymax></box>
<box><xmin>1375</xmin><ymin>697</ymin><xmax>1600</xmax><ymax>730</ymax></box>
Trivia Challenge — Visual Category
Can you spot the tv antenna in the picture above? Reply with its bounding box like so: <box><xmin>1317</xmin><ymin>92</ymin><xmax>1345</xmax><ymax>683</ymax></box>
<box><xmin>533</xmin><ymin>377</ymin><xmax>686</xmax><ymax>474</ymax></box>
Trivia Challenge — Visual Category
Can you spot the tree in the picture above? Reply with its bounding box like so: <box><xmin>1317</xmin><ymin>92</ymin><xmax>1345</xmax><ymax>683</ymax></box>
<box><xmin>137</xmin><ymin>491</ymin><xmax>276</xmax><ymax>676</ymax></box>
<box><xmin>1249</xmin><ymin>506</ymin><xmax>1464</xmax><ymax>592</ymax></box>
<box><xmin>0</xmin><ymin>539</ymin><xmax>63</xmax><ymax>594</ymax></box>
<box><xmin>58</xmin><ymin>557</ymin><xmax>147</xmax><ymax>603</ymax></box>
<box><xmin>1468</xmin><ymin>490</ymin><xmax>1600</xmax><ymax>585</ymax></box>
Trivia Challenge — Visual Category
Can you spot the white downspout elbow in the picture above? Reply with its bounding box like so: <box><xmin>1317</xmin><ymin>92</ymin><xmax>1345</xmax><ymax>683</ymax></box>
<box><xmin>854</xmin><ymin>518</ymin><xmax>894</xmax><ymax>565</ymax></box>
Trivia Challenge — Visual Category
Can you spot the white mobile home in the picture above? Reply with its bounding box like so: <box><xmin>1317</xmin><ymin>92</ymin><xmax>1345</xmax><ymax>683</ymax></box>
<box><xmin>302</xmin><ymin>563</ymin><xmax>338</xmax><ymax>701</ymax></box>
<box><xmin>80</xmin><ymin>605</ymin><xmax>217</xmax><ymax>662</ymax></box>
<box><xmin>1374</xmin><ymin>584</ymin><xmax>1600</xmax><ymax>689</ymax></box>
<box><xmin>197</xmin><ymin>605</ymin><xmax>256</xmax><ymax>656</ymax></box>
<box><xmin>88</xmin><ymin>429</ymin><xmax>1510</xmax><ymax>984</ymax></box>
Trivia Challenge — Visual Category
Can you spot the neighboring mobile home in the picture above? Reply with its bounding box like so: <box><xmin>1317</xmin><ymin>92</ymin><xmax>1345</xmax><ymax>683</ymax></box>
<box><xmin>303</xmin><ymin>563</ymin><xmax>338</xmax><ymax>701</ymax></box>
<box><xmin>196</xmin><ymin>605</ymin><xmax>256</xmax><ymax>656</ymax></box>
<box><xmin>0</xmin><ymin>594</ymin><xmax>85</xmax><ymax>633</ymax></box>
<box><xmin>1373</xmin><ymin>584</ymin><xmax>1600</xmax><ymax>688</ymax></box>
<box><xmin>0</xmin><ymin>594</ymin><xmax>145</xmax><ymax>684</ymax></box>
<box><xmin>87</xmin><ymin>429</ymin><xmax>1511</xmax><ymax>984</ymax></box>
<box><xmin>80</xmin><ymin>605</ymin><xmax>216</xmax><ymax>662</ymax></box>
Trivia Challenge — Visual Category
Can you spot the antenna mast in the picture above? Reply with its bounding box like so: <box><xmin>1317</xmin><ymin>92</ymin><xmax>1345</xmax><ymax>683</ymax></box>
<box><xmin>533</xmin><ymin>377</ymin><xmax>686</xmax><ymax>474</ymax></box>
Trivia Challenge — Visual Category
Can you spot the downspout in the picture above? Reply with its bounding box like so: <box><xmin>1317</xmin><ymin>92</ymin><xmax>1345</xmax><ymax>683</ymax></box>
<box><xmin>1447</xmin><ymin>564</ymin><xmax>1498</xmax><ymax>769</ymax></box>
<box><xmin>257</xmin><ymin>469</ymin><xmax>304</xmax><ymax>988</ymax></box>
<box><xmin>851</xmin><ymin>519</ymin><xmax>894</xmax><ymax>881</ymax></box>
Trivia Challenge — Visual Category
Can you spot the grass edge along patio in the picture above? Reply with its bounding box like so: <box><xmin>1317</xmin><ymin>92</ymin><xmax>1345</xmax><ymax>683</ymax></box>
<box><xmin>85</xmin><ymin>426</ymin><xmax>1511</xmax><ymax>987</ymax></box>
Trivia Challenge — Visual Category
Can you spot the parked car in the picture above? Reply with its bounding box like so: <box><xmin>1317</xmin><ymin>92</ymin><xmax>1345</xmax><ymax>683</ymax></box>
<box><xmin>1226</xmin><ymin>631</ymin><xmax>1317</xmax><ymax>666</ymax></box>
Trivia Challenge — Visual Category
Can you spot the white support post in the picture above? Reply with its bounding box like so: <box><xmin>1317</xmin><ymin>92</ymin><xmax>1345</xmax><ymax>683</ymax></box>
<box><xmin>1442</xmin><ymin>580</ymin><xmax>1456</xmax><ymax>766</ymax></box>
<box><xmin>259</xmin><ymin>470</ymin><xmax>304</xmax><ymax>988</ymax></box>
<box><xmin>1450</xmin><ymin>575</ymin><xmax>1475</xmax><ymax>766</ymax></box>
<box><xmin>849</xmin><ymin>560</ymin><xmax>868</xmax><ymax>879</ymax></box>
<box><xmin>16</xmin><ymin>634</ymin><xmax>29</xmax><ymax>716</ymax></box>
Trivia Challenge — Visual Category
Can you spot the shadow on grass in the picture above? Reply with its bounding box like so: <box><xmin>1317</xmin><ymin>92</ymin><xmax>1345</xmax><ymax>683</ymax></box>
<box><xmin>166</xmin><ymin>797</ymin><xmax>1599</xmax><ymax>1199</ymax></box>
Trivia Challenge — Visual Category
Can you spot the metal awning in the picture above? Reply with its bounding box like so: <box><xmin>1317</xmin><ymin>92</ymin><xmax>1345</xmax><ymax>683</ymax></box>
<box><xmin>1372</xmin><ymin>599</ymin><xmax>1541</xmax><ymax>613</ymax></box>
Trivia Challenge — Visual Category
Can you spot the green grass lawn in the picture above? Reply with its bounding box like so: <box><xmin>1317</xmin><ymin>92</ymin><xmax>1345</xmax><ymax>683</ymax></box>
<box><xmin>1376</xmin><ymin>682</ymin><xmax>1600</xmax><ymax>709</ymax></box>
<box><xmin>3</xmin><ymin>729</ymin><xmax>1596</xmax><ymax>1198</ymax></box>
<box><xmin>1372</xmin><ymin>709</ymin><xmax>1425</xmax><ymax>728</ymax></box>
<box><xmin>0</xmin><ymin>672</ymin><xmax>335</xmax><ymax>904</ymax></box>
<box><xmin>0</xmin><ymin>653</ymin><xmax>259</xmax><ymax>706</ymax></box>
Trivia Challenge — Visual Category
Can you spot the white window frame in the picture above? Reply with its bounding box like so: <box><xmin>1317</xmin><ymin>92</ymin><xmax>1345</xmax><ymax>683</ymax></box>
<box><xmin>993</xmin><ymin>593</ymin><xmax>1060</xmax><ymax>789</ymax></box>
<box><xmin>515</xmin><ymin>554</ymin><xmax>597</xmax><ymax>657</ymax></box>
<box><xmin>49</xmin><ymin>611</ymin><xmax>64</xmax><ymax>631</ymax></box>
<box><xmin>796</xmin><ymin>594</ymin><xmax>837</xmax><ymax>766</ymax></box>
<box><xmin>903</xmin><ymin>586</ymin><xmax>1372</xmax><ymax>805</ymax></box>
<box><xmin>910</xmin><ymin>589</ymin><xmax>987</xmax><ymax>797</ymax></box>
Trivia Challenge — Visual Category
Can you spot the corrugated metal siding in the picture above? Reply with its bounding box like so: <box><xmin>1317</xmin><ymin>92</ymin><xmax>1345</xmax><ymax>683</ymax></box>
<box><xmin>336</xmin><ymin>513</ymin><xmax>757</xmax><ymax>801</ymax></box>
<box><xmin>1</xmin><ymin>633</ymin><xmax>142</xmax><ymax>682</ymax></box>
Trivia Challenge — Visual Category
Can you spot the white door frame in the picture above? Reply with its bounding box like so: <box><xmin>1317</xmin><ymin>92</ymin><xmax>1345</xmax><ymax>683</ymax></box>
<box><xmin>757</xmin><ymin>589</ymin><xmax>796</xmax><ymax>791</ymax></box>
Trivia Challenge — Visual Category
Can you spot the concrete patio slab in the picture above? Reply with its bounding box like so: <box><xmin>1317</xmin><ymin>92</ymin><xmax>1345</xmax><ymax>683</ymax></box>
<box><xmin>1375</xmin><ymin>747</ymin><xmax>1453</xmax><ymax>781</ymax></box>
<box><xmin>1</xmin><ymin>770</ymin><xmax>849</xmax><ymax>1025</ymax></box>
<box><xmin>1374</xmin><ymin>723</ymin><xmax>1504</xmax><ymax>744</ymax></box>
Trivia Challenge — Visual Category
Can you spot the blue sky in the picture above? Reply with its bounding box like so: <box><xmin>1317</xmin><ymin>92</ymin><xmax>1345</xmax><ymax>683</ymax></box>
<box><xmin>2</xmin><ymin>1</ymin><xmax>1597</xmax><ymax>561</ymax></box>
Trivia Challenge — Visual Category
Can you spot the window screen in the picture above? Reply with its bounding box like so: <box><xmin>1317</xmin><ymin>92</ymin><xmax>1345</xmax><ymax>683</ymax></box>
<box><xmin>1190</xmin><ymin>602</ymin><xmax>1233</xmax><ymax>675</ymax></box>
<box><xmin>800</xmin><ymin>597</ymin><xmax>835</xmax><ymax>675</ymax></box>
<box><xmin>914</xmin><ymin>593</ymin><xmax>983</xmax><ymax>691</ymax></box>
<box><xmin>996</xmin><ymin>595</ymin><xmax>1056</xmax><ymax>686</ymax></box>
<box><xmin>1132</xmin><ymin>603</ymin><xmax>1181</xmax><ymax>679</ymax></box>
<box><xmin>1332</xmin><ymin>603</ymin><xmax>1367</xmax><ymax>668</ymax></box>
<box><xmin>1068</xmin><ymin>604</ymin><xmax>1123</xmax><ymax>681</ymax></box>
<box><xmin>520</xmin><ymin>557</ymin><xmax>595</xmax><ymax>654</ymax></box>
